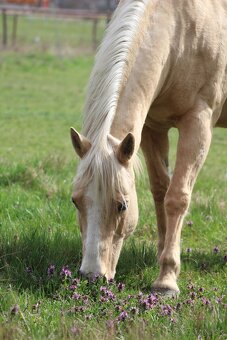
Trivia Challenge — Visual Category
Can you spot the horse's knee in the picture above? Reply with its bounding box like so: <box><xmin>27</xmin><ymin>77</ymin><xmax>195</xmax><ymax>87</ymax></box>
<box><xmin>152</xmin><ymin>189</ymin><xmax>167</xmax><ymax>203</ymax></box>
<box><xmin>164</xmin><ymin>190</ymin><xmax>190</xmax><ymax>215</ymax></box>
<box><xmin>152</xmin><ymin>180</ymin><xmax>169</xmax><ymax>203</ymax></box>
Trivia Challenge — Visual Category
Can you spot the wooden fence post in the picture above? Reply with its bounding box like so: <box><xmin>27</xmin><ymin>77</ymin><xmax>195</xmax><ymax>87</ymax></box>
<box><xmin>12</xmin><ymin>14</ymin><xmax>18</xmax><ymax>45</ymax></box>
<box><xmin>2</xmin><ymin>9</ymin><xmax>7</xmax><ymax>46</ymax></box>
<box><xmin>92</xmin><ymin>19</ymin><xmax>98</xmax><ymax>51</ymax></box>
<box><xmin>106</xmin><ymin>11</ymin><xmax>111</xmax><ymax>25</ymax></box>
<box><xmin>106</xmin><ymin>0</ymin><xmax>111</xmax><ymax>24</ymax></box>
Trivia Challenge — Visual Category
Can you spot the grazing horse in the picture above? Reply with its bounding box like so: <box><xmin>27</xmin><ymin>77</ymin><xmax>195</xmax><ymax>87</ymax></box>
<box><xmin>70</xmin><ymin>0</ymin><xmax>227</xmax><ymax>295</ymax></box>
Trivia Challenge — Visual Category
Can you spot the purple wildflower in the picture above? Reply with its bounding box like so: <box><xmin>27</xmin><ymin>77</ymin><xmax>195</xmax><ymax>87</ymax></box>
<box><xmin>213</xmin><ymin>246</ymin><xmax>219</xmax><ymax>254</ymax></box>
<box><xmin>139</xmin><ymin>293</ymin><xmax>158</xmax><ymax>310</ymax></box>
<box><xmin>90</xmin><ymin>274</ymin><xmax>100</xmax><ymax>283</ymax></box>
<box><xmin>100</xmin><ymin>286</ymin><xmax>107</xmax><ymax>293</ymax></box>
<box><xmin>76</xmin><ymin>306</ymin><xmax>85</xmax><ymax>312</ymax></box>
<box><xmin>72</xmin><ymin>293</ymin><xmax>81</xmax><ymax>300</ymax></box>
<box><xmin>115</xmin><ymin>305</ymin><xmax>123</xmax><ymax>312</ymax></box>
<box><xmin>190</xmin><ymin>292</ymin><xmax>197</xmax><ymax>300</ymax></box>
<box><xmin>186</xmin><ymin>220</ymin><xmax>193</xmax><ymax>227</ymax></box>
<box><xmin>106</xmin><ymin>290</ymin><xmax>115</xmax><ymax>300</ymax></box>
<box><xmin>198</xmin><ymin>287</ymin><xmax>205</xmax><ymax>293</ymax></box>
<box><xmin>162</xmin><ymin>304</ymin><xmax>173</xmax><ymax>316</ymax></box>
<box><xmin>100</xmin><ymin>296</ymin><xmax>109</xmax><ymax>303</ymax></box>
<box><xmin>187</xmin><ymin>284</ymin><xmax>195</xmax><ymax>290</ymax></box>
<box><xmin>223</xmin><ymin>254</ymin><xmax>227</xmax><ymax>263</ymax></box>
<box><xmin>185</xmin><ymin>299</ymin><xmax>194</xmax><ymax>305</ymax></box>
<box><xmin>71</xmin><ymin>326</ymin><xmax>80</xmax><ymax>335</ymax></box>
<box><xmin>70</xmin><ymin>306</ymin><xmax>86</xmax><ymax>313</ymax></box>
<box><xmin>117</xmin><ymin>282</ymin><xmax>125</xmax><ymax>292</ymax></box>
<box><xmin>108</xmin><ymin>278</ymin><xmax>115</xmax><ymax>285</ymax></box>
<box><xmin>82</xmin><ymin>296</ymin><xmax>89</xmax><ymax>304</ymax></box>
<box><xmin>85</xmin><ymin>314</ymin><xmax>93</xmax><ymax>320</ymax></box>
<box><xmin>10</xmin><ymin>304</ymin><xmax>20</xmax><ymax>315</ymax></box>
<box><xmin>201</xmin><ymin>297</ymin><xmax>211</xmax><ymax>306</ymax></box>
<box><xmin>47</xmin><ymin>264</ymin><xmax>55</xmax><ymax>277</ymax></box>
<box><xmin>117</xmin><ymin>311</ymin><xmax>128</xmax><ymax>322</ymax></box>
<box><xmin>26</xmin><ymin>266</ymin><xmax>32</xmax><ymax>274</ymax></box>
<box><xmin>161</xmin><ymin>304</ymin><xmax>173</xmax><ymax>316</ymax></box>
<box><xmin>100</xmin><ymin>286</ymin><xmax>115</xmax><ymax>300</ymax></box>
<box><xmin>140</xmin><ymin>298</ymin><xmax>150</xmax><ymax>310</ymax></box>
<box><xmin>72</xmin><ymin>278</ymin><xmax>80</xmax><ymax>285</ymax></box>
<box><xmin>60</xmin><ymin>266</ymin><xmax>71</xmax><ymax>278</ymax></box>
<box><xmin>69</xmin><ymin>284</ymin><xmax>77</xmax><ymax>291</ymax></box>
<box><xmin>147</xmin><ymin>293</ymin><xmax>158</xmax><ymax>304</ymax></box>
<box><xmin>216</xmin><ymin>297</ymin><xmax>223</xmax><ymax>304</ymax></box>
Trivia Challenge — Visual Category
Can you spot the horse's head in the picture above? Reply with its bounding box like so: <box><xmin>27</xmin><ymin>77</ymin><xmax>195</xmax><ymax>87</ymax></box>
<box><xmin>70</xmin><ymin>128</ymin><xmax>138</xmax><ymax>280</ymax></box>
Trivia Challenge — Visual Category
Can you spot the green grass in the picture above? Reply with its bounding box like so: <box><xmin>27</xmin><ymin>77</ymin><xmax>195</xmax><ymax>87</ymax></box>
<box><xmin>0</xmin><ymin>50</ymin><xmax>226</xmax><ymax>339</ymax></box>
<box><xmin>0</xmin><ymin>15</ymin><xmax>106</xmax><ymax>54</ymax></box>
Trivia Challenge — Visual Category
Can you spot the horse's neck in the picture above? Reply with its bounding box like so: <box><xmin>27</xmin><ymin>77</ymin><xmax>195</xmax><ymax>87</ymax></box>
<box><xmin>110</xmin><ymin>27</ymin><xmax>170</xmax><ymax>150</ymax></box>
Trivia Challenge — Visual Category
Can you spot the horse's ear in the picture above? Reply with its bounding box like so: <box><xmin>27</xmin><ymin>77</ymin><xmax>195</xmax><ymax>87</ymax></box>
<box><xmin>116</xmin><ymin>132</ymin><xmax>135</xmax><ymax>164</ymax></box>
<box><xmin>70</xmin><ymin>127</ymin><xmax>91</xmax><ymax>158</ymax></box>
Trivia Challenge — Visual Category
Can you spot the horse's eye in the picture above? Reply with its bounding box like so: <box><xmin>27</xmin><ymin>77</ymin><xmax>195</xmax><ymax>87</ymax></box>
<box><xmin>117</xmin><ymin>201</ymin><xmax>128</xmax><ymax>213</ymax></box>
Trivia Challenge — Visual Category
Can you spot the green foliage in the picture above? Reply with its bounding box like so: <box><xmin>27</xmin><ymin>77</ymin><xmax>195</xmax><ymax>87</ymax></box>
<box><xmin>0</xmin><ymin>52</ymin><xmax>226</xmax><ymax>339</ymax></box>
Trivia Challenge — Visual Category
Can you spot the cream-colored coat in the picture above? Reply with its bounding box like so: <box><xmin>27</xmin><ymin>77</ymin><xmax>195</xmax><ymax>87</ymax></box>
<box><xmin>71</xmin><ymin>0</ymin><xmax>227</xmax><ymax>295</ymax></box>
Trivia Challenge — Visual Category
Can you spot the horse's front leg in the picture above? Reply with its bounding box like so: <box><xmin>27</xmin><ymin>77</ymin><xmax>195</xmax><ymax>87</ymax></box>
<box><xmin>141</xmin><ymin>126</ymin><xmax>170</xmax><ymax>259</ymax></box>
<box><xmin>153</xmin><ymin>101</ymin><xmax>212</xmax><ymax>295</ymax></box>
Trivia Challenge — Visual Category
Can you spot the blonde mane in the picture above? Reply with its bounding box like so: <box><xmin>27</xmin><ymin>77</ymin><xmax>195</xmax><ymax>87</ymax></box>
<box><xmin>82</xmin><ymin>0</ymin><xmax>149</xmax><ymax>143</ymax></box>
<box><xmin>75</xmin><ymin>0</ymin><xmax>149</xmax><ymax>204</ymax></box>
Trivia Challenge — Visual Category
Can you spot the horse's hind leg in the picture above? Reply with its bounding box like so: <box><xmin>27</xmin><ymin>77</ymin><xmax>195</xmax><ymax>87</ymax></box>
<box><xmin>152</xmin><ymin>102</ymin><xmax>212</xmax><ymax>295</ymax></box>
<box><xmin>141</xmin><ymin>126</ymin><xmax>170</xmax><ymax>259</ymax></box>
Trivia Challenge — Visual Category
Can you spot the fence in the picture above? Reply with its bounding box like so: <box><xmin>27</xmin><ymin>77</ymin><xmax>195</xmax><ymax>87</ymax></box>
<box><xmin>0</xmin><ymin>4</ymin><xmax>112</xmax><ymax>50</ymax></box>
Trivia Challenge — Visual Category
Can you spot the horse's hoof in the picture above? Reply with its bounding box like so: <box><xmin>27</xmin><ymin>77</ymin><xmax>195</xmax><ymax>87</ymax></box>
<box><xmin>151</xmin><ymin>287</ymin><xmax>179</xmax><ymax>298</ymax></box>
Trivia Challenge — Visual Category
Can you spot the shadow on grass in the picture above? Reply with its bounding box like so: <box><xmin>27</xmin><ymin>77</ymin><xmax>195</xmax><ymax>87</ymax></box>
<box><xmin>118</xmin><ymin>241</ymin><xmax>225</xmax><ymax>276</ymax></box>
<box><xmin>0</xmin><ymin>231</ymin><xmax>225</xmax><ymax>294</ymax></box>
<box><xmin>0</xmin><ymin>229</ymin><xmax>82</xmax><ymax>294</ymax></box>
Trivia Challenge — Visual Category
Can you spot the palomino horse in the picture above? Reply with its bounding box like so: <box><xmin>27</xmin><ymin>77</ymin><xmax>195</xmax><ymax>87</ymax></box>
<box><xmin>70</xmin><ymin>0</ymin><xmax>227</xmax><ymax>295</ymax></box>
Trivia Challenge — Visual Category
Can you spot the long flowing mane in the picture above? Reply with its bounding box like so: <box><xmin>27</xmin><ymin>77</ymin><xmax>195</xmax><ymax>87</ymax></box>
<box><xmin>75</xmin><ymin>0</ymin><xmax>149</xmax><ymax>203</ymax></box>
<box><xmin>83</xmin><ymin>0</ymin><xmax>149</xmax><ymax>144</ymax></box>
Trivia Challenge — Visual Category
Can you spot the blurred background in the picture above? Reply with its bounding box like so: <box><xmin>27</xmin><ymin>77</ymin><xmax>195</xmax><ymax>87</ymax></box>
<box><xmin>0</xmin><ymin>0</ymin><xmax>117</xmax><ymax>55</ymax></box>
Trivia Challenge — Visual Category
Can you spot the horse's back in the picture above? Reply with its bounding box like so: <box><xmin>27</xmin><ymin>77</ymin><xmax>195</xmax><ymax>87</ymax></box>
<box><xmin>146</xmin><ymin>0</ymin><xmax>227</xmax><ymax>128</ymax></box>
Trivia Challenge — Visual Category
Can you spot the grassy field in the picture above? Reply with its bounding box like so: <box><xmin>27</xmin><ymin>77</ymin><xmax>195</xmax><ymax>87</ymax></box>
<box><xmin>0</xmin><ymin>19</ymin><xmax>226</xmax><ymax>340</ymax></box>
<box><xmin>0</xmin><ymin>15</ymin><xmax>106</xmax><ymax>55</ymax></box>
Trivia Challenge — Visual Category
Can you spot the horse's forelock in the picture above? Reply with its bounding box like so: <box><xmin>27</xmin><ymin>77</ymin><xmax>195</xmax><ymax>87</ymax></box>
<box><xmin>74</xmin><ymin>141</ymin><xmax>140</xmax><ymax>216</ymax></box>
